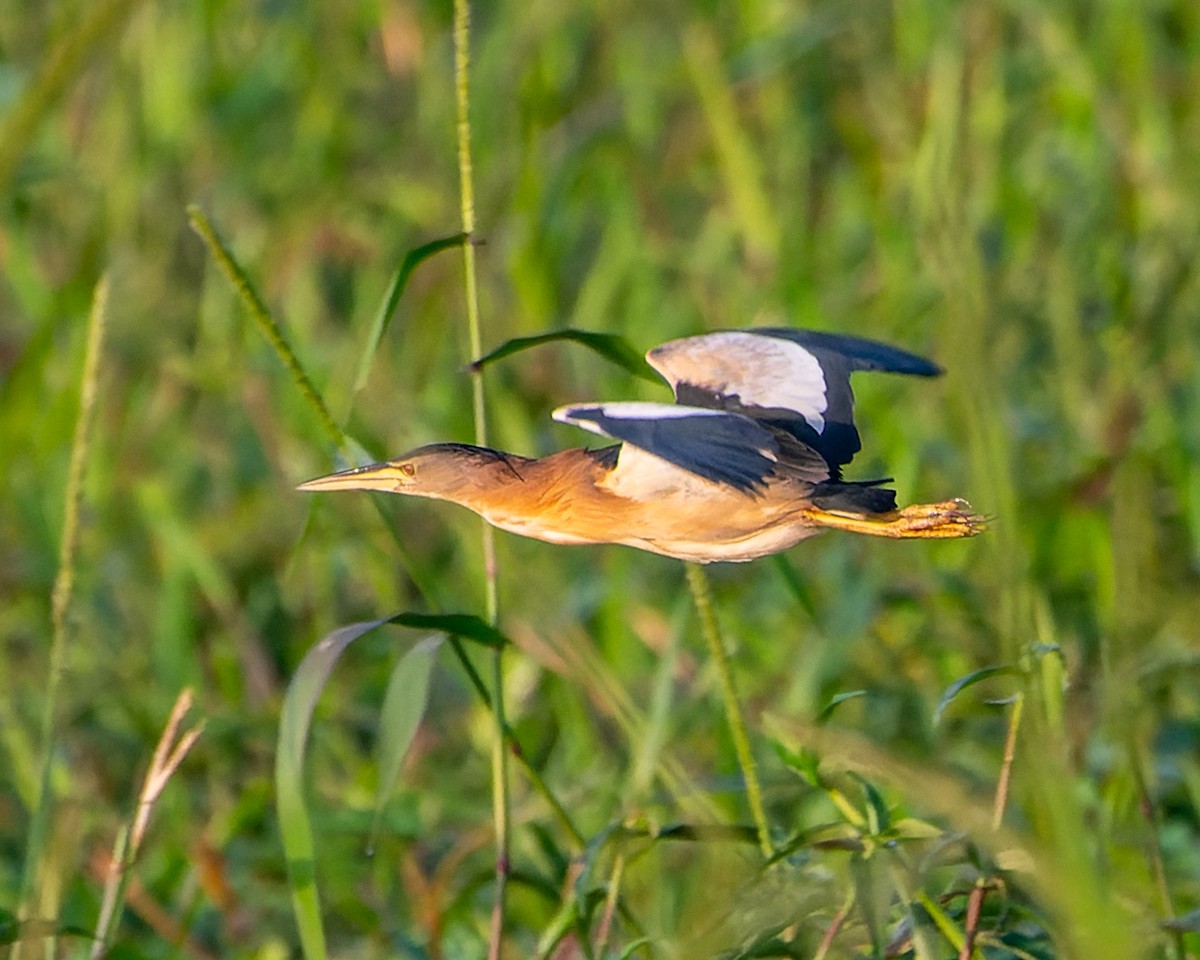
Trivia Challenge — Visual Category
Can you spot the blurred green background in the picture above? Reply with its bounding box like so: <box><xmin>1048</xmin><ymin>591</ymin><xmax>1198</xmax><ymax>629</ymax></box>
<box><xmin>2</xmin><ymin>0</ymin><xmax>1199</xmax><ymax>957</ymax></box>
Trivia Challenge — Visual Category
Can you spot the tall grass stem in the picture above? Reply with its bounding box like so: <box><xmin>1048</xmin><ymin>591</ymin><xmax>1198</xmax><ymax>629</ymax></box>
<box><xmin>685</xmin><ymin>564</ymin><xmax>772</xmax><ymax>857</ymax></box>
<box><xmin>992</xmin><ymin>694</ymin><xmax>1023</xmax><ymax>830</ymax></box>
<box><xmin>17</xmin><ymin>275</ymin><xmax>109</xmax><ymax>959</ymax></box>
<box><xmin>187</xmin><ymin>205</ymin><xmax>348</xmax><ymax>458</ymax></box>
<box><xmin>451</xmin><ymin>3</ymin><xmax>510</xmax><ymax>954</ymax></box>
<box><xmin>445</xmin><ymin>638</ymin><xmax>585</xmax><ymax>848</ymax></box>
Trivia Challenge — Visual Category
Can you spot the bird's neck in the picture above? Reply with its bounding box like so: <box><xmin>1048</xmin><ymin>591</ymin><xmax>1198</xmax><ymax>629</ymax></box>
<box><xmin>462</xmin><ymin>448</ymin><xmax>613</xmax><ymax>542</ymax></box>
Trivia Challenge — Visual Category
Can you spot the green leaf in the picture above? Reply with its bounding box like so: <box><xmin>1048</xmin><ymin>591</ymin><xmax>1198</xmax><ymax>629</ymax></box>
<box><xmin>533</xmin><ymin>896</ymin><xmax>579</xmax><ymax>960</ymax></box>
<box><xmin>849</xmin><ymin>772</ymin><xmax>891</xmax><ymax>836</ymax></box>
<box><xmin>384</xmin><ymin>611</ymin><xmax>508</xmax><ymax>648</ymax></box>
<box><xmin>817</xmin><ymin>689</ymin><xmax>867</xmax><ymax>723</ymax></box>
<box><xmin>574</xmin><ymin>822</ymin><xmax>623</xmax><ymax>899</ymax></box>
<box><xmin>933</xmin><ymin>665</ymin><xmax>1020</xmax><ymax>726</ymax></box>
<box><xmin>850</xmin><ymin>854</ymin><xmax>885</xmax><ymax>959</ymax></box>
<box><xmin>618</xmin><ymin>938</ymin><xmax>653</xmax><ymax>959</ymax></box>
<box><xmin>890</xmin><ymin>817</ymin><xmax>944</xmax><ymax>841</ymax></box>
<box><xmin>371</xmin><ymin>634</ymin><xmax>442</xmax><ymax>846</ymax></box>
<box><xmin>277</xmin><ymin>617</ymin><xmax>389</xmax><ymax>960</ymax></box>
<box><xmin>352</xmin><ymin>233</ymin><xmax>469</xmax><ymax>395</ymax></box>
<box><xmin>275</xmin><ymin>610</ymin><xmax>499</xmax><ymax>960</ymax></box>
<box><xmin>915</xmin><ymin>890</ymin><xmax>965</xmax><ymax>952</ymax></box>
<box><xmin>468</xmin><ymin>328</ymin><xmax>660</xmax><ymax>384</ymax></box>
<box><xmin>528</xmin><ymin>822</ymin><xmax>571</xmax><ymax>882</ymax></box>
<box><xmin>774</xmin><ymin>741</ymin><xmax>821</xmax><ymax>785</ymax></box>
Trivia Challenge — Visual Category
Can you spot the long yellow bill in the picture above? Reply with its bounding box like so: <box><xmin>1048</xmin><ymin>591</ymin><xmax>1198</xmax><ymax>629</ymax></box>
<box><xmin>296</xmin><ymin>462</ymin><xmax>410</xmax><ymax>493</ymax></box>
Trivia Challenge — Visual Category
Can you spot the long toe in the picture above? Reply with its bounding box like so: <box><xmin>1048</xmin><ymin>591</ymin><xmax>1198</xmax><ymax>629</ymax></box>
<box><xmin>799</xmin><ymin>499</ymin><xmax>986</xmax><ymax>539</ymax></box>
<box><xmin>896</xmin><ymin>501</ymin><xmax>987</xmax><ymax>537</ymax></box>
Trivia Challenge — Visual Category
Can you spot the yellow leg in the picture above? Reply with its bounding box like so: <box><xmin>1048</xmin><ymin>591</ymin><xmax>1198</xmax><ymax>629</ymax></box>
<box><xmin>801</xmin><ymin>499</ymin><xmax>986</xmax><ymax>540</ymax></box>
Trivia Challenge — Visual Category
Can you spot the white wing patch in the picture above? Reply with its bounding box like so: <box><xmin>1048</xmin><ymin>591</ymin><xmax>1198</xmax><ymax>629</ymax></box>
<box><xmin>553</xmin><ymin>401</ymin><xmax>783</xmax><ymax>491</ymax></box>
<box><xmin>553</xmin><ymin>401</ymin><xmax>730</xmax><ymax>434</ymax></box>
<box><xmin>602</xmin><ymin>443</ymin><xmax>727</xmax><ymax>501</ymax></box>
<box><xmin>646</xmin><ymin>331</ymin><xmax>828</xmax><ymax>433</ymax></box>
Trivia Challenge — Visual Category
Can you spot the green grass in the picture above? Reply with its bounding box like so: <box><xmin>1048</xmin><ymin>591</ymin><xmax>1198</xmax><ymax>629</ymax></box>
<box><xmin>3</xmin><ymin>1</ymin><xmax>1200</xmax><ymax>958</ymax></box>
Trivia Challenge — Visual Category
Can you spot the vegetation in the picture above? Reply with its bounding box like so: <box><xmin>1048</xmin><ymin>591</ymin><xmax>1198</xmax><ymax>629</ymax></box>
<box><xmin>2</xmin><ymin>0</ymin><xmax>1198</xmax><ymax>957</ymax></box>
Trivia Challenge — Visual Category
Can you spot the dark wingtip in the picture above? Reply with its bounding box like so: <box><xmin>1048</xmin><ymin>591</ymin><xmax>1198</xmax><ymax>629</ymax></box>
<box><xmin>756</xmin><ymin>328</ymin><xmax>943</xmax><ymax>377</ymax></box>
<box><xmin>905</xmin><ymin>355</ymin><xmax>943</xmax><ymax>378</ymax></box>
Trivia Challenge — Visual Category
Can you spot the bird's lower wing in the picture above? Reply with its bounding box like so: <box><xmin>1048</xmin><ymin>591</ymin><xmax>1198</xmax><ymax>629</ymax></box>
<box><xmin>553</xmin><ymin>401</ymin><xmax>798</xmax><ymax>492</ymax></box>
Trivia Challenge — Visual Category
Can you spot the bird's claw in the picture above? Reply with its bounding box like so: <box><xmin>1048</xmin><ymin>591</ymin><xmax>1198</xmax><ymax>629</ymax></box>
<box><xmin>893</xmin><ymin>499</ymin><xmax>988</xmax><ymax>538</ymax></box>
<box><xmin>802</xmin><ymin>499</ymin><xmax>987</xmax><ymax>540</ymax></box>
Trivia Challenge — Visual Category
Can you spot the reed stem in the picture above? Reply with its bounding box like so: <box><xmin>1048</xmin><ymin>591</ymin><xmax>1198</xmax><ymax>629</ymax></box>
<box><xmin>451</xmin><ymin>3</ymin><xmax>510</xmax><ymax>954</ymax></box>
<box><xmin>685</xmin><ymin>564</ymin><xmax>772</xmax><ymax>857</ymax></box>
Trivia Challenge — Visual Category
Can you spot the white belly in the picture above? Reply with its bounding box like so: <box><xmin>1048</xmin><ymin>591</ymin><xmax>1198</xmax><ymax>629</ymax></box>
<box><xmin>628</xmin><ymin>524</ymin><xmax>823</xmax><ymax>563</ymax></box>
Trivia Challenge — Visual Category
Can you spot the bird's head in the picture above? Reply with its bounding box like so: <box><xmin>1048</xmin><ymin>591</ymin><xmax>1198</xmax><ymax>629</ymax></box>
<box><xmin>297</xmin><ymin>442</ymin><xmax>527</xmax><ymax>504</ymax></box>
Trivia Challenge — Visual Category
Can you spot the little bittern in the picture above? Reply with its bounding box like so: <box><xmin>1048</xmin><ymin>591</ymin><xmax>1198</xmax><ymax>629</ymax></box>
<box><xmin>299</xmin><ymin>329</ymin><xmax>983</xmax><ymax>562</ymax></box>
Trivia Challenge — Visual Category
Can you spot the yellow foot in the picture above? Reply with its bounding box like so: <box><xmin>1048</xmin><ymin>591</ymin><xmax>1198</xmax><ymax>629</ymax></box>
<box><xmin>801</xmin><ymin>499</ymin><xmax>987</xmax><ymax>540</ymax></box>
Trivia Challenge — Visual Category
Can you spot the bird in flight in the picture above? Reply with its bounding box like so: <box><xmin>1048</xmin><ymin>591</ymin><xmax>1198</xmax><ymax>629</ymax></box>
<box><xmin>299</xmin><ymin>329</ymin><xmax>983</xmax><ymax>562</ymax></box>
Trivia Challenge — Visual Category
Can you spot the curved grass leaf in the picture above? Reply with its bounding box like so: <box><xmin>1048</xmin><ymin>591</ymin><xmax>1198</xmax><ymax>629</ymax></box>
<box><xmin>468</xmin><ymin>329</ymin><xmax>660</xmax><ymax>385</ymax></box>
<box><xmin>277</xmin><ymin>618</ymin><xmax>384</xmax><ymax>960</ymax></box>
<box><xmin>534</xmin><ymin>896</ymin><xmax>579</xmax><ymax>960</ymax></box>
<box><xmin>385</xmin><ymin>611</ymin><xmax>507</xmax><ymax>648</ymax></box>
<box><xmin>774</xmin><ymin>741</ymin><xmax>820</xmax><ymax>786</ymax></box>
<box><xmin>933</xmin><ymin>665</ymin><xmax>1020</xmax><ymax>727</ymax></box>
<box><xmin>528</xmin><ymin>822</ymin><xmax>571</xmax><ymax>881</ymax></box>
<box><xmin>817</xmin><ymin>689</ymin><xmax>867</xmax><ymax>724</ymax></box>
<box><xmin>352</xmin><ymin>233</ymin><xmax>469</xmax><ymax>395</ymax></box>
<box><xmin>277</xmin><ymin>610</ymin><xmax>505</xmax><ymax>959</ymax></box>
<box><xmin>848</xmin><ymin>772</ymin><xmax>890</xmax><ymax>837</ymax></box>
<box><xmin>618</xmin><ymin>939</ymin><xmax>653</xmax><ymax>959</ymax></box>
<box><xmin>575</xmin><ymin>822</ymin><xmax>623</xmax><ymax>900</ymax></box>
<box><xmin>891</xmin><ymin>817</ymin><xmax>944</xmax><ymax>841</ymax></box>
<box><xmin>370</xmin><ymin>634</ymin><xmax>442</xmax><ymax>846</ymax></box>
<box><xmin>915</xmin><ymin>890</ymin><xmax>965</xmax><ymax>953</ymax></box>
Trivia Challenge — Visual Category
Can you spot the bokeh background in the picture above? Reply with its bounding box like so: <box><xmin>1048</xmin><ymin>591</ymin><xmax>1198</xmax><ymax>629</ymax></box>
<box><xmin>2</xmin><ymin>0</ymin><xmax>1199</xmax><ymax>957</ymax></box>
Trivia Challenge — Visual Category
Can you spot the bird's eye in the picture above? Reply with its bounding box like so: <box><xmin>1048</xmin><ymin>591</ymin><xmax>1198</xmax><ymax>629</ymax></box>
<box><xmin>399</xmin><ymin>463</ymin><xmax>416</xmax><ymax>477</ymax></box>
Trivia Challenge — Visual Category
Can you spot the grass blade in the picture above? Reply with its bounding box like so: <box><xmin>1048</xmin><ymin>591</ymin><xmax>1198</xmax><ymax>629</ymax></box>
<box><xmin>352</xmin><ymin>233</ymin><xmax>469</xmax><ymax>397</ymax></box>
<box><xmin>385</xmin><ymin>611</ymin><xmax>507</xmax><ymax>648</ymax></box>
<box><xmin>450</xmin><ymin>5</ymin><xmax>509</xmax><ymax>951</ymax></box>
<box><xmin>371</xmin><ymin>635</ymin><xmax>442</xmax><ymax>845</ymax></box>
<box><xmin>187</xmin><ymin>204</ymin><xmax>348</xmax><ymax>457</ymax></box>
<box><xmin>685</xmin><ymin>563</ymin><xmax>773</xmax><ymax>858</ymax></box>
<box><xmin>848</xmin><ymin>772</ymin><xmax>891</xmax><ymax>836</ymax></box>
<box><xmin>933</xmin><ymin>666</ymin><xmax>1019</xmax><ymax>727</ymax></box>
<box><xmin>916</xmin><ymin>890</ymin><xmax>965</xmax><ymax>954</ymax></box>
<box><xmin>277</xmin><ymin>619</ymin><xmax>386</xmax><ymax>960</ymax></box>
<box><xmin>469</xmin><ymin>329</ymin><xmax>660</xmax><ymax>385</ymax></box>
<box><xmin>817</xmin><ymin>690</ymin><xmax>868</xmax><ymax>724</ymax></box>
<box><xmin>277</xmin><ymin>611</ymin><xmax>507</xmax><ymax>958</ymax></box>
<box><xmin>17</xmin><ymin>275</ymin><xmax>108</xmax><ymax>960</ymax></box>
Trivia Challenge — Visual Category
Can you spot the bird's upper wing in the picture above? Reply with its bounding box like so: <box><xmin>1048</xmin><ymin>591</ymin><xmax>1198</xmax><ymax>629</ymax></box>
<box><xmin>645</xmin><ymin>329</ymin><xmax>940</xmax><ymax>475</ymax></box>
<box><xmin>552</xmin><ymin>401</ymin><xmax>828</xmax><ymax>493</ymax></box>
